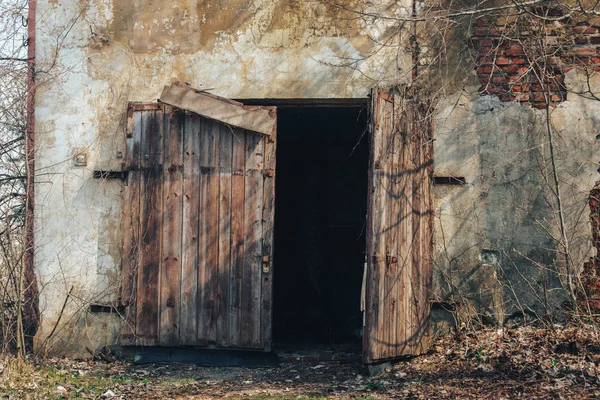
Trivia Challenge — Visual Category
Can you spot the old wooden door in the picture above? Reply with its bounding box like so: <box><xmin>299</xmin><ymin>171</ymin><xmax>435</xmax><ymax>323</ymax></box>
<box><xmin>120</xmin><ymin>86</ymin><xmax>276</xmax><ymax>350</ymax></box>
<box><xmin>363</xmin><ymin>87</ymin><xmax>434</xmax><ymax>363</ymax></box>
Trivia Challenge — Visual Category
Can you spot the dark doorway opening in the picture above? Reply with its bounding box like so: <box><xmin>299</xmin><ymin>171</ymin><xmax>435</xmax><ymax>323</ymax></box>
<box><xmin>273</xmin><ymin>106</ymin><xmax>369</xmax><ymax>347</ymax></box>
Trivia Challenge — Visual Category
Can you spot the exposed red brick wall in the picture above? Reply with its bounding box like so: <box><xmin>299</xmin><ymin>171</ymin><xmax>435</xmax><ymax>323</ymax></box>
<box><xmin>472</xmin><ymin>11</ymin><xmax>600</xmax><ymax>109</ymax></box>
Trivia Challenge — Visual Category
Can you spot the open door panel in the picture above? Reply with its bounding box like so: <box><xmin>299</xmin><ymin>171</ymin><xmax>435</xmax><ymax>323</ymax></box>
<box><xmin>120</xmin><ymin>86</ymin><xmax>276</xmax><ymax>350</ymax></box>
<box><xmin>364</xmin><ymin>87</ymin><xmax>434</xmax><ymax>363</ymax></box>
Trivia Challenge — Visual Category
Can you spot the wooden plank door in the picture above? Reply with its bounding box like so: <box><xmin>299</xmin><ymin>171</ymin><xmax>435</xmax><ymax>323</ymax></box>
<box><xmin>363</xmin><ymin>87</ymin><xmax>434</xmax><ymax>363</ymax></box>
<box><xmin>121</xmin><ymin>99</ymin><xmax>276</xmax><ymax>351</ymax></box>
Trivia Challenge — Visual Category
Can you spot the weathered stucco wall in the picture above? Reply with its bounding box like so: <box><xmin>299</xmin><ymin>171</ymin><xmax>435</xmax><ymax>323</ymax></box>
<box><xmin>33</xmin><ymin>0</ymin><xmax>600</xmax><ymax>355</ymax></box>
<box><xmin>432</xmin><ymin>71</ymin><xmax>600</xmax><ymax>330</ymax></box>
<box><xmin>33</xmin><ymin>0</ymin><xmax>410</xmax><ymax>355</ymax></box>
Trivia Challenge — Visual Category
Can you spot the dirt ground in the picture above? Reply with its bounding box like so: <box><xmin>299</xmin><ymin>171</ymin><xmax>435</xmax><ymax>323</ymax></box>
<box><xmin>1</xmin><ymin>326</ymin><xmax>600</xmax><ymax>399</ymax></box>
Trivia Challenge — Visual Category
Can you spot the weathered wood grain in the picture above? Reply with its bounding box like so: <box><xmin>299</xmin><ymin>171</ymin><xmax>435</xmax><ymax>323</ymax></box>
<box><xmin>159</xmin><ymin>84</ymin><xmax>276</xmax><ymax>136</ymax></box>
<box><xmin>229</xmin><ymin>130</ymin><xmax>246</xmax><ymax>347</ymax></box>
<box><xmin>124</xmin><ymin>100</ymin><xmax>276</xmax><ymax>351</ymax></box>
<box><xmin>365</xmin><ymin>88</ymin><xmax>433</xmax><ymax>363</ymax></box>
<box><xmin>197</xmin><ymin>117</ymin><xmax>219</xmax><ymax>345</ymax></box>
<box><xmin>120</xmin><ymin>109</ymin><xmax>142</xmax><ymax>345</ymax></box>
<box><xmin>180</xmin><ymin>114</ymin><xmax>201</xmax><ymax>345</ymax></box>
<box><xmin>260</xmin><ymin>108</ymin><xmax>276</xmax><ymax>350</ymax></box>
<box><xmin>242</xmin><ymin>132</ymin><xmax>264</xmax><ymax>348</ymax></box>
<box><xmin>136</xmin><ymin>109</ymin><xmax>164</xmax><ymax>346</ymax></box>
<box><xmin>159</xmin><ymin>107</ymin><xmax>183</xmax><ymax>345</ymax></box>
<box><xmin>217</xmin><ymin>123</ymin><xmax>233</xmax><ymax>347</ymax></box>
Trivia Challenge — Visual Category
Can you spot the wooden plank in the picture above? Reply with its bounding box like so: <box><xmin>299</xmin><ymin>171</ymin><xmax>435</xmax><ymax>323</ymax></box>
<box><xmin>260</xmin><ymin>108</ymin><xmax>277</xmax><ymax>350</ymax></box>
<box><xmin>216</xmin><ymin>122</ymin><xmax>233</xmax><ymax>347</ymax></box>
<box><xmin>387</xmin><ymin>98</ymin><xmax>400</xmax><ymax>359</ymax></box>
<box><xmin>378</xmin><ymin>95</ymin><xmax>393</xmax><ymax>359</ymax></box>
<box><xmin>364</xmin><ymin>91</ymin><xmax>378</xmax><ymax>363</ymax></box>
<box><xmin>397</xmin><ymin>100</ymin><xmax>411</xmax><ymax>355</ymax></box>
<box><xmin>180</xmin><ymin>114</ymin><xmax>201</xmax><ymax>345</ymax></box>
<box><xmin>229</xmin><ymin>130</ymin><xmax>246</xmax><ymax>347</ymax></box>
<box><xmin>365</xmin><ymin>91</ymin><xmax>384</xmax><ymax>362</ymax></box>
<box><xmin>159</xmin><ymin>84</ymin><xmax>276</xmax><ymax>136</ymax></box>
<box><xmin>417</xmin><ymin>105</ymin><xmax>434</xmax><ymax>354</ymax></box>
<box><xmin>159</xmin><ymin>107</ymin><xmax>183</xmax><ymax>345</ymax></box>
<box><xmin>197</xmin><ymin>117</ymin><xmax>220</xmax><ymax>345</ymax></box>
<box><xmin>241</xmin><ymin>131</ymin><xmax>264</xmax><ymax>348</ymax></box>
<box><xmin>120</xmin><ymin>110</ymin><xmax>142</xmax><ymax>345</ymax></box>
<box><xmin>127</xmin><ymin>103</ymin><xmax>162</xmax><ymax>137</ymax></box>
<box><xmin>410</xmin><ymin>104</ymin><xmax>423</xmax><ymax>355</ymax></box>
<box><xmin>136</xmin><ymin>109</ymin><xmax>164</xmax><ymax>346</ymax></box>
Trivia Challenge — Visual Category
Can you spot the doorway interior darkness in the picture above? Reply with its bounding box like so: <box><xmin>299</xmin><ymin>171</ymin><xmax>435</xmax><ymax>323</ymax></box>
<box><xmin>273</xmin><ymin>106</ymin><xmax>369</xmax><ymax>346</ymax></box>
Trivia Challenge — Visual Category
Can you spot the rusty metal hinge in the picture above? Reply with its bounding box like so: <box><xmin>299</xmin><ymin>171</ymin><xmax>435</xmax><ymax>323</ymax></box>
<box><xmin>263</xmin><ymin>168</ymin><xmax>275</xmax><ymax>178</ymax></box>
<box><xmin>262</xmin><ymin>245</ymin><xmax>271</xmax><ymax>273</ymax></box>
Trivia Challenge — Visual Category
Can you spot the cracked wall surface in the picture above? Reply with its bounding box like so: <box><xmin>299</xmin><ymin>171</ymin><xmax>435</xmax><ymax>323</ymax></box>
<box><xmin>33</xmin><ymin>0</ymin><xmax>600</xmax><ymax>355</ymax></box>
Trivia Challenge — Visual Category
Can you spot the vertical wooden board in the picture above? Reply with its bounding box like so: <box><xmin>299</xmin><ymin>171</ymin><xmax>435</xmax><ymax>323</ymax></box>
<box><xmin>379</xmin><ymin>97</ymin><xmax>393</xmax><ymax>359</ymax></box>
<box><xmin>229</xmin><ymin>130</ymin><xmax>246</xmax><ymax>347</ymax></box>
<box><xmin>260</xmin><ymin>109</ymin><xmax>276</xmax><ymax>350</ymax></box>
<box><xmin>241</xmin><ymin>131</ymin><xmax>264</xmax><ymax>348</ymax></box>
<box><xmin>396</xmin><ymin>104</ymin><xmax>410</xmax><ymax>354</ymax></box>
<box><xmin>120</xmin><ymin>110</ymin><xmax>142</xmax><ymax>345</ymax></box>
<box><xmin>217</xmin><ymin>123</ymin><xmax>233</xmax><ymax>347</ymax></box>
<box><xmin>417</xmin><ymin>107</ymin><xmax>434</xmax><ymax>354</ymax></box>
<box><xmin>136</xmin><ymin>109</ymin><xmax>164</xmax><ymax>346</ymax></box>
<box><xmin>181</xmin><ymin>114</ymin><xmax>201</xmax><ymax>345</ymax></box>
<box><xmin>159</xmin><ymin>108</ymin><xmax>184</xmax><ymax>345</ymax></box>
<box><xmin>386</xmin><ymin>100</ymin><xmax>401</xmax><ymax>358</ymax></box>
<box><xmin>410</xmin><ymin>105</ymin><xmax>424</xmax><ymax>354</ymax></box>
<box><xmin>198</xmin><ymin>117</ymin><xmax>220</xmax><ymax>345</ymax></box>
<box><xmin>366</xmin><ymin>92</ymin><xmax>387</xmax><ymax>361</ymax></box>
<box><xmin>364</xmin><ymin>93</ymin><xmax>379</xmax><ymax>362</ymax></box>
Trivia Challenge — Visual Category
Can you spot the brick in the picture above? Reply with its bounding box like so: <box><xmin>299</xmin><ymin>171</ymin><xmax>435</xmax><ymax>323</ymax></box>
<box><xmin>475</xmin><ymin>28</ymin><xmax>490</xmax><ymax>36</ymax></box>
<box><xmin>517</xmin><ymin>67</ymin><xmax>530</xmax><ymax>74</ymax></box>
<box><xmin>479</xmin><ymin>48</ymin><xmax>498</xmax><ymax>57</ymax></box>
<box><xmin>508</xmin><ymin>75</ymin><xmax>523</xmax><ymax>83</ymax></box>
<box><xmin>479</xmin><ymin>39</ymin><xmax>493</xmax><ymax>47</ymax></box>
<box><xmin>515</xmin><ymin>93</ymin><xmax>530</xmax><ymax>101</ymax></box>
<box><xmin>477</xmin><ymin>65</ymin><xmax>494</xmax><ymax>74</ymax></box>
<box><xmin>496</xmin><ymin>57</ymin><xmax>511</xmax><ymax>65</ymax></box>
<box><xmin>575</xmin><ymin>36</ymin><xmax>590</xmax><ymax>44</ymax></box>
<box><xmin>478</xmin><ymin>57</ymin><xmax>495</xmax><ymax>64</ymax></box>
<box><xmin>512</xmin><ymin>84</ymin><xmax>530</xmax><ymax>92</ymax></box>
<box><xmin>478</xmin><ymin>76</ymin><xmax>491</xmax><ymax>84</ymax></box>
<box><xmin>502</xmin><ymin>65</ymin><xmax>519</xmax><ymax>73</ymax></box>
<box><xmin>513</xmin><ymin>58</ymin><xmax>527</xmax><ymax>65</ymax></box>
<box><xmin>551</xmin><ymin>94</ymin><xmax>564</xmax><ymax>102</ymax></box>
<box><xmin>570</xmin><ymin>47</ymin><xmax>596</xmax><ymax>56</ymax></box>
<box><xmin>492</xmin><ymin>76</ymin><xmax>507</xmax><ymax>84</ymax></box>
<box><xmin>532</xmin><ymin>102</ymin><xmax>548</xmax><ymax>109</ymax></box>
<box><xmin>592</xmin><ymin>57</ymin><xmax>600</xmax><ymax>64</ymax></box>
<box><xmin>574</xmin><ymin>57</ymin><xmax>591</xmax><ymax>65</ymax></box>
<box><xmin>476</xmin><ymin>18</ymin><xmax>487</xmax><ymax>27</ymax></box>
<box><xmin>590</xmin><ymin>36</ymin><xmax>600</xmax><ymax>45</ymax></box>
<box><xmin>573</xmin><ymin>25</ymin><xmax>598</xmax><ymax>34</ymax></box>
<box><xmin>532</xmin><ymin>92</ymin><xmax>547</xmax><ymax>102</ymax></box>
<box><xmin>548</xmin><ymin>56</ymin><xmax>559</xmax><ymax>65</ymax></box>
<box><xmin>506</xmin><ymin>46</ymin><xmax>525</xmax><ymax>56</ymax></box>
